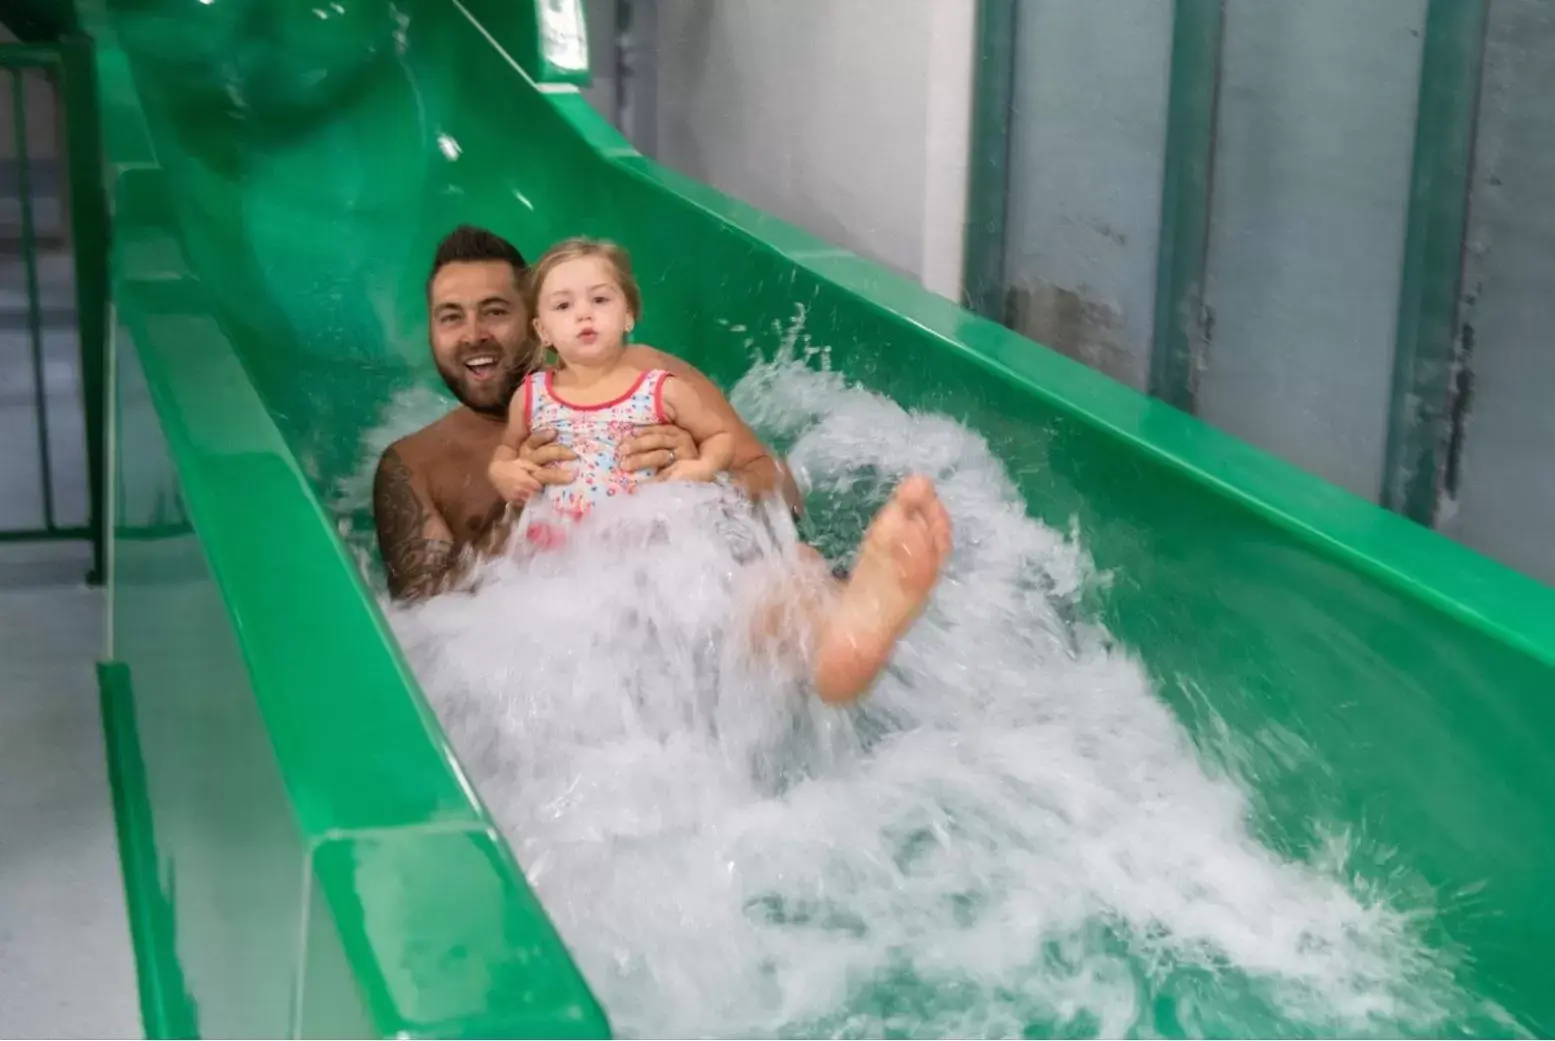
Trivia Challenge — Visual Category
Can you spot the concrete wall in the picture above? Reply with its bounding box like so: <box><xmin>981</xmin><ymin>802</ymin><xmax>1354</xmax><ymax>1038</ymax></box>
<box><xmin>641</xmin><ymin>0</ymin><xmax>976</xmax><ymax>301</ymax></box>
<box><xmin>1440</xmin><ymin>0</ymin><xmax>1555</xmax><ymax>585</ymax></box>
<box><xmin>997</xmin><ymin>0</ymin><xmax>1427</xmax><ymax>507</ymax></box>
<box><xmin>579</xmin><ymin>0</ymin><xmax>619</xmax><ymax>133</ymax></box>
<box><xmin>1001</xmin><ymin>0</ymin><xmax>1172</xmax><ymax>391</ymax></box>
<box><xmin>1197</xmin><ymin>0</ymin><xmax>1427</xmax><ymax>503</ymax></box>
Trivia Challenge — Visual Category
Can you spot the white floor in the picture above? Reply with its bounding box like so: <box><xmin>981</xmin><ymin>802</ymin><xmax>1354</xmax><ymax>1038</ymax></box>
<box><xmin>0</xmin><ymin>541</ymin><xmax>140</xmax><ymax>1040</ymax></box>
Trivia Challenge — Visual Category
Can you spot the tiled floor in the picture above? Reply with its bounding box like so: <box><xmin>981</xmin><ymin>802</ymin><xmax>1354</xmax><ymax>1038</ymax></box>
<box><xmin>0</xmin><ymin>542</ymin><xmax>140</xmax><ymax>1040</ymax></box>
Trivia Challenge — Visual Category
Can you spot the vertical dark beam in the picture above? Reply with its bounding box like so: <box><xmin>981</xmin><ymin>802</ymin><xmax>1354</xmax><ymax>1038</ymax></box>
<box><xmin>1148</xmin><ymin>0</ymin><xmax>1225</xmax><ymax>413</ymax></box>
<box><xmin>11</xmin><ymin>66</ymin><xmax>57</xmax><ymax>531</ymax></box>
<box><xmin>961</xmin><ymin>0</ymin><xmax>1017</xmax><ymax>322</ymax></box>
<box><xmin>60</xmin><ymin>34</ymin><xmax>109</xmax><ymax>583</ymax></box>
<box><xmin>611</xmin><ymin>0</ymin><xmax>626</xmax><ymax>129</ymax></box>
<box><xmin>616</xmin><ymin>0</ymin><xmax>658</xmax><ymax>154</ymax></box>
<box><xmin>1381</xmin><ymin>0</ymin><xmax>1488</xmax><ymax>524</ymax></box>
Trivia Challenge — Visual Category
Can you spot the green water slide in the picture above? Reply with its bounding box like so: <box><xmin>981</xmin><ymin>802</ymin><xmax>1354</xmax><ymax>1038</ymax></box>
<box><xmin>65</xmin><ymin>0</ymin><xmax>1555</xmax><ymax>1035</ymax></box>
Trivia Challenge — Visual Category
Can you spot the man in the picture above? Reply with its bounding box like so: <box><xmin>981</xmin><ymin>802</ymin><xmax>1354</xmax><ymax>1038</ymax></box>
<box><xmin>372</xmin><ymin>224</ymin><xmax>800</xmax><ymax>601</ymax></box>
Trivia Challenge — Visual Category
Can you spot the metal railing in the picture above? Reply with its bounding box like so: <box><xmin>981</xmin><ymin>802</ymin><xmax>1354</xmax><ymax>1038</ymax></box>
<box><xmin>0</xmin><ymin>38</ymin><xmax>107</xmax><ymax>582</ymax></box>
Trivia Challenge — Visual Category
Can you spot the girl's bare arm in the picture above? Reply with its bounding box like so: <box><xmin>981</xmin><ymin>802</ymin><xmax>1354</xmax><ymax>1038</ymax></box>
<box><xmin>659</xmin><ymin>376</ymin><xmax>734</xmax><ymax>481</ymax></box>
<box><xmin>623</xmin><ymin>345</ymin><xmax>803</xmax><ymax>512</ymax></box>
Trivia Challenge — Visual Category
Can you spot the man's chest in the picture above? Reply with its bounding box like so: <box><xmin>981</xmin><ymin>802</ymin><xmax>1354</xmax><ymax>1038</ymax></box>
<box><xmin>426</xmin><ymin>450</ymin><xmax>504</xmax><ymax>545</ymax></box>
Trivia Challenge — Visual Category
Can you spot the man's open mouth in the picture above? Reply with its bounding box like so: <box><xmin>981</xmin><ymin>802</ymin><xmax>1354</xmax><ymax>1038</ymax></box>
<box><xmin>464</xmin><ymin>354</ymin><xmax>500</xmax><ymax>380</ymax></box>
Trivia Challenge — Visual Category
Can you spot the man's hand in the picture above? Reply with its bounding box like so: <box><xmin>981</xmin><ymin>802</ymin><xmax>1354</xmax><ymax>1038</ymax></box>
<box><xmin>487</xmin><ymin>456</ymin><xmax>544</xmax><ymax>503</ymax></box>
<box><xmin>489</xmin><ymin>427</ymin><xmax>578</xmax><ymax>502</ymax></box>
<box><xmin>621</xmin><ymin>423</ymin><xmax>699</xmax><ymax>476</ymax></box>
<box><xmin>520</xmin><ymin>427</ymin><xmax>578</xmax><ymax>471</ymax></box>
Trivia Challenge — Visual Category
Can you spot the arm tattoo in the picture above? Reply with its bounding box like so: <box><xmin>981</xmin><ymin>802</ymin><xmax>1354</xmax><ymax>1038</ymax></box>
<box><xmin>373</xmin><ymin>447</ymin><xmax>455</xmax><ymax>601</ymax></box>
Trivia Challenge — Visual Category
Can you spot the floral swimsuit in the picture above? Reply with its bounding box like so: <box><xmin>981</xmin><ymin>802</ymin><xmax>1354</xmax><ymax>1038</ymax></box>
<box><xmin>518</xmin><ymin>367</ymin><xmax>673</xmax><ymax>548</ymax></box>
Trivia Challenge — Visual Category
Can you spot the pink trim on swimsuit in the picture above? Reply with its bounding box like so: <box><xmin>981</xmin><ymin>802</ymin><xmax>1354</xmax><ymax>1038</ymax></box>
<box><xmin>519</xmin><ymin>368</ymin><xmax>674</xmax><ymax>544</ymax></box>
<box><xmin>653</xmin><ymin>372</ymin><xmax>673</xmax><ymax>424</ymax></box>
<box><xmin>544</xmin><ymin>368</ymin><xmax>652</xmax><ymax>412</ymax></box>
<box><xmin>519</xmin><ymin>372</ymin><xmax>536</xmax><ymax>436</ymax></box>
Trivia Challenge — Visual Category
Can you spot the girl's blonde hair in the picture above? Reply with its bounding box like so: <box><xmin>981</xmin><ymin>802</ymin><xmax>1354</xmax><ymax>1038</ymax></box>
<box><xmin>525</xmin><ymin>236</ymin><xmax>643</xmax><ymax>323</ymax></box>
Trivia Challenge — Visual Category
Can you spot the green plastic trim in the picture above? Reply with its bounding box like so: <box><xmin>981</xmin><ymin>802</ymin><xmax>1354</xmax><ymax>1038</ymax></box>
<box><xmin>113</xmin><ymin>277</ymin><xmax>486</xmax><ymax>836</ymax></box>
<box><xmin>960</xmin><ymin>0</ymin><xmax>1017</xmax><ymax>322</ymax></box>
<box><xmin>1148</xmin><ymin>0</ymin><xmax>1225</xmax><ymax>413</ymax></box>
<box><xmin>1381</xmin><ymin>0</ymin><xmax>1489</xmax><ymax>521</ymax></box>
<box><xmin>111</xmin><ymin>245</ymin><xmax>611</xmax><ymax>1039</ymax></box>
<box><xmin>98</xmin><ymin>660</ymin><xmax>195</xmax><ymax>1040</ymax></box>
<box><xmin>80</xmin><ymin>0</ymin><xmax>611</xmax><ymax>1032</ymax></box>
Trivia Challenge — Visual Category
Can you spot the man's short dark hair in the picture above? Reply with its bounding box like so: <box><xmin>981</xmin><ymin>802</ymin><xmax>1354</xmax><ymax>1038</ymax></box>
<box><xmin>428</xmin><ymin>224</ymin><xmax>527</xmax><ymax>292</ymax></box>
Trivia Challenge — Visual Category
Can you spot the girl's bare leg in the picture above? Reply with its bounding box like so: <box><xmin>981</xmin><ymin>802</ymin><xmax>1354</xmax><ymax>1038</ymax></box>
<box><xmin>745</xmin><ymin>475</ymin><xmax>953</xmax><ymax>703</ymax></box>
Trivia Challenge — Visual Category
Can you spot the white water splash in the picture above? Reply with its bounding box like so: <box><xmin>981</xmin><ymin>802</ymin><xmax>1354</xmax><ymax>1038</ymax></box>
<box><xmin>334</xmin><ymin>350</ymin><xmax>1482</xmax><ymax>1039</ymax></box>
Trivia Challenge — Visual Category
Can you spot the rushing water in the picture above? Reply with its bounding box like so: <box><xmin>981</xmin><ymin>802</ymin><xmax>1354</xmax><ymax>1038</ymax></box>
<box><xmin>330</xmin><ymin>349</ymin><xmax>1506</xmax><ymax>1039</ymax></box>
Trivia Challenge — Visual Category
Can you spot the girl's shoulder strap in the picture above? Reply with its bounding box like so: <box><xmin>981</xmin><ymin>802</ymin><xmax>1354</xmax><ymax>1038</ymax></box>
<box><xmin>643</xmin><ymin>367</ymin><xmax>675</xmax><ymax>423</ymax></box>
<box><xmin>520</xmin><ymin>368</ymin><xmax>549</xmax><ymax>430</ymax></box>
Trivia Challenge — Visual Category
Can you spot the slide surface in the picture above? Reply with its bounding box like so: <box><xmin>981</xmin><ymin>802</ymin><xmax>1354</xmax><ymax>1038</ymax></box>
<box><xmin>72</xmin><ymin>0</ymin><xmax>1555</xmax><ymax>1036</ymax></box>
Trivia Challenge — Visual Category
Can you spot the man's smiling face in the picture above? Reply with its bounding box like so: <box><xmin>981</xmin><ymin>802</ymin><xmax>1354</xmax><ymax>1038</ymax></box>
<box><xmin>428</xmin><ymin>258</ymin><xmax>531</xmax><ymax>416</ymax></box>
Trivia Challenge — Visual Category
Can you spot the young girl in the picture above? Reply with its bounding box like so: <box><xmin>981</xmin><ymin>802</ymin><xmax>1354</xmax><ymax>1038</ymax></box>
<box><xmin>488</xmin><ymin>237</ymin><xmax>734</xmax><ymax>548</ymax></box>
<box><xmin>489</xmin><ymin>236</ymin><xmax>954</xmax><ymax>704</ymax></box>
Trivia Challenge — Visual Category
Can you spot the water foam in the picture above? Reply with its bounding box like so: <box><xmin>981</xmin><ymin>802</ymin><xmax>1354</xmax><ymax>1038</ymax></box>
<box><xmin>336</xmin><ymin>352</ymin><xmax>1482</xmax><ymax>1038</ymax></box>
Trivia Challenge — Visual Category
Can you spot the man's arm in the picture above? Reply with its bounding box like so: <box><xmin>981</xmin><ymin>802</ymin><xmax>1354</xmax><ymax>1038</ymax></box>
<box><xmin>373</xmin><ymin>444</ymin><xmax>459</xmax><ymax>602</ymax></box>
<box><xmin>627</xmin><ymin>346</ymin><xmax>804</xmax><ymax>514</ymax></box>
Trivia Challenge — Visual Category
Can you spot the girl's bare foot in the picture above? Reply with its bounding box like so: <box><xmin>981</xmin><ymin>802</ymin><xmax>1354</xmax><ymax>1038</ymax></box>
<box><xmin>812</xmin><ymin>475</ymin><xmax>953</xmax><ymax>703</ymax></box>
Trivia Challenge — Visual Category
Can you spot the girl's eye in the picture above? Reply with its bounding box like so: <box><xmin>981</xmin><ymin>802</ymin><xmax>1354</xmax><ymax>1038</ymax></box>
<box><xmin>594</xmin><ymin>295</ymin><xmax>610</xmax><ymax>305</ymax></box>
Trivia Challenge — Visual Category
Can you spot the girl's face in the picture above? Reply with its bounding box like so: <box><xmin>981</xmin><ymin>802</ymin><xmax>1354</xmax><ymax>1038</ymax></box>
<box><xmin>532</xmin><ymin>255</ymin><xmax>633</xmax><ymax>367</ymax></box>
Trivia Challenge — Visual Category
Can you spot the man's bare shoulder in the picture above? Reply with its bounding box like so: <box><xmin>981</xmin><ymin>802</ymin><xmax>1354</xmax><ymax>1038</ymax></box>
<box><xmin>374</xmin><ymin>427</ymin><xmax>433</xmax><ymax>518</ymax></box>
<box><xmin>378</xmin><ymin>408</ymin><xmax>476</xmax><ymax>474</ymax></box>
<box><xmin>625</xmin><ymin>343</ymin><xmax>699</xmax><ymax>375</ymax></box>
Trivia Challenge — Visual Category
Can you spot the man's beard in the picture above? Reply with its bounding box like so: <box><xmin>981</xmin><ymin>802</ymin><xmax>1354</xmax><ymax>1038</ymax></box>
<box><xmin>436</xmin><ymin>349</ymin><xmax>531</xmax><ymax>417</ymax></box>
